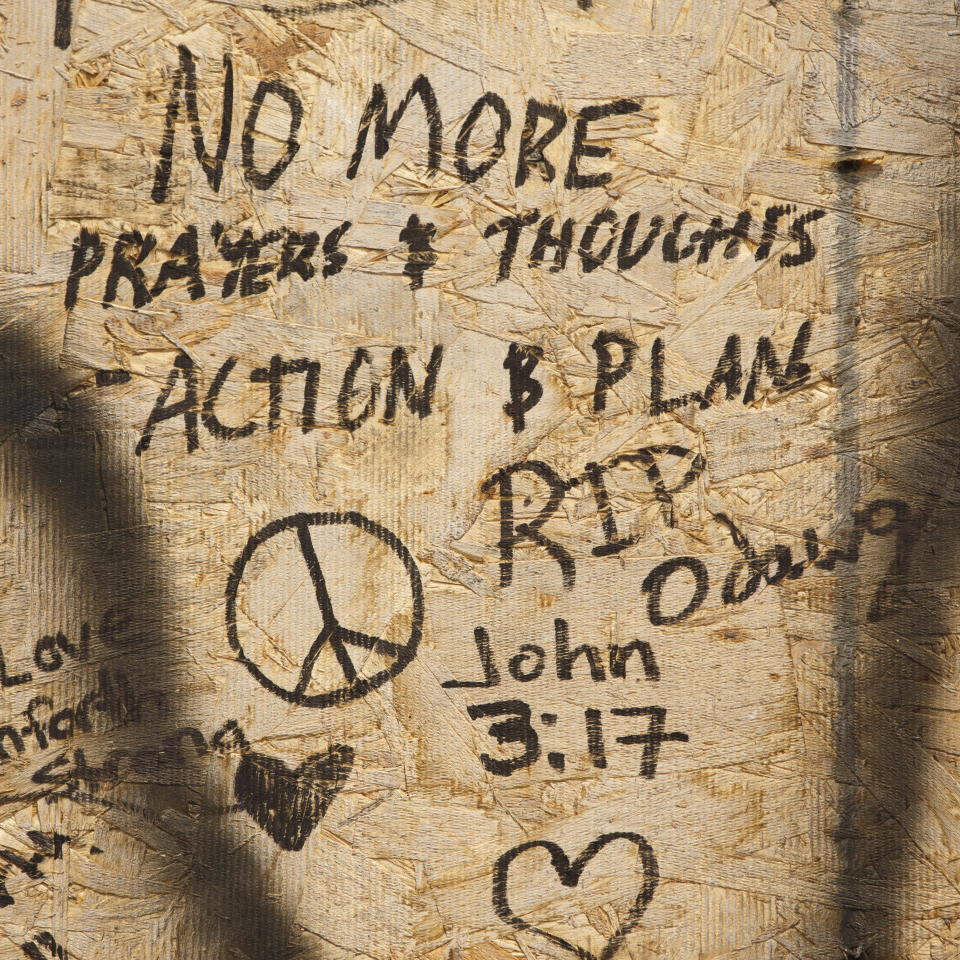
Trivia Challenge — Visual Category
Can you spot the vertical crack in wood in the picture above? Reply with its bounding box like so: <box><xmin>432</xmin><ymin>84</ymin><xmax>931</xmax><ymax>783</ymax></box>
<box><xmin>833</xmin><ymin>2</ymin><xmax>863</xmax><ymax>956</ymax></box>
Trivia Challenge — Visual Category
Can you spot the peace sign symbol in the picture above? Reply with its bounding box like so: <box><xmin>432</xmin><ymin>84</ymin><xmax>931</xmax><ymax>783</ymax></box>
<box><xmin>225</xmin><ymin>512</ymin><xmax>423</xmax><ymax>708</ymax></box>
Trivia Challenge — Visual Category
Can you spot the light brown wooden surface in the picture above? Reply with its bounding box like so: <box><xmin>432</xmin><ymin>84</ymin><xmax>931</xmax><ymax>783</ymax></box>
<box><xmin>0</xmin><ymin>2</ymin><xmax>957</xmax><ymax>959</ymax></box>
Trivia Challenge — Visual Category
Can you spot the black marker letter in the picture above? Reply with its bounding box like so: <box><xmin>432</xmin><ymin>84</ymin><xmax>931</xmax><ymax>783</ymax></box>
<box><xmin>515</xmin><ymin>99</ymin><xmax>566</xmax><ymax>187</ymax></box>
<box><xmin>467</xmin><ymin>699</ymin><xmax>540</xmax><ymax>776</ymax></box>
<box><xmin>135</xmin><ymin>351</ymin><xmax>199</xmax><ymax>455</ymax></box>
<box><xmin>250</xmin><ymin>355</ymin><xmax>321</xmax><ymax>432</ymax></box>
<box><xmin>442</xmin><ymin>626</ymin><xmax>501</xmax><ymax>688</ymax></box>
<box><xmin>592</xmin><ymin>330</ymin><xmax>636</xmax><ymax>413</ymax></box>
<box><xmin>202</xmin><ymin>356</ymin><xmax>257</xmax><ymax>440</ymax></box>
<box><xmin>484</xmin><ymin>210</ymin><xmax>540</xmax><ymax>281</ymax></box>
<box><xmin>565</xmin><ymin>99</ymin><xmax>642</xmax><ymax>189</ymax></box>
<box><xmin>781</xmin><ymin>209</ymin><xmax>827</xmax><ymax>267</ymax></box>
<box><xmin>338</xmin><ymin>348</ymin><xmax>378</xmax><ymax>432</ymax></box>
<box><xmin>242</xmin><ymin>78</ymin><xmax>303</xmax><ymax>190</ymax></box>
<box><xmin>754</xmin><ymin>204</ymin><xmax>794</xmax><ymax>261</ymax></box>
<box><xmin>383</xmin><ymin>345</ymin><xmax>443</xmax><ymax>422</ymax></box>
<box><xmin>579</xmin><ymin>208</ymin><xmax>619</xmax><ymax>273</ymax></box>
<box><xmin>0</xmin><ymin>646</ymin><xmax>31</xmax><ymax>688</ymax></box>
<box><xmin>482</xmin><ymin>461</ymin><xmax>574</xmax><ymax>590</ymax></box>
<box><xmin>347</xmin><ymin>75</ymin><xmax>441</xmax><ymax>180</ymax></box>
<box><xmin>399</xmin><ymin>215</ymin><xmax>438</xmax><ymax>290</ymax></box>
<box><xmin>610</xmin><ymin>705</ymin><xmax>688</xmax><ymax>778</ymax></box>
<box><xmin>618</xmin><ymin>214</ymin><xmax>662</xmax><ymax>271</ymax></box>
<box><xmin>503</xmin><ymin>342</ymin><xmax>543</xmax><ymax>433</ymax></box>
<box><xmin>151</xmin><ymin>225</ymin><xmax>205</xmax><ymax>300</ymax></box>
<box><xmin>103</xmin><ymin>231</ymin><xmax>157</xmax><ymax>309</ymax></box>
<box><xmin>642</xmin><ymin>556</ymin><xmax>708</xmax><ymax>625</ymax></box>
<box><xmin>152</xmin><ymin>45</ymin><xmax>233</xmax><ymax>204</ymax></box>
<box><xmin>455</xmin><ymin>93</ymin><xmax>511</xmax><ymax>183</ymax></box>
<box><xmin>64</xmin><ymin>228</ymin><xmax>105</xmax><ymax>309</ymax></box>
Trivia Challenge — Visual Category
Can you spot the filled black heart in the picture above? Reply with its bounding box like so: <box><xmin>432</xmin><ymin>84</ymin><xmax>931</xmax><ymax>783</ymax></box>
<box><xmin>492</xmin><ymin>832</ymin><xmax>659</xmax><ymax>960</ymax></box>
<box><xmin>234</xmin><ymin>744</ymin><xmax>354</xmax><ymax>851</ymax></box>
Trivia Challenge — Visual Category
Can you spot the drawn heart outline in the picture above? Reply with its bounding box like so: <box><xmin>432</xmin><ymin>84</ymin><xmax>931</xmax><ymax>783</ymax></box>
<box><xmin>492</xmin><ymin>832</ymin><xmax>659</xmax><ymax>960</ymax></box>
<box><xmin>234</xmin><ymin>744</ymin><xmax>354</xmax><ymax>851</ymax></box>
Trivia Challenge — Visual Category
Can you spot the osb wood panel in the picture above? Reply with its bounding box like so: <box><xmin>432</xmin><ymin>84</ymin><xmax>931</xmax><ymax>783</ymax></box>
<box><xmin>0</xmin><ymin>1</ymin><xmax>957</xmax><ymax>960</ymax></box>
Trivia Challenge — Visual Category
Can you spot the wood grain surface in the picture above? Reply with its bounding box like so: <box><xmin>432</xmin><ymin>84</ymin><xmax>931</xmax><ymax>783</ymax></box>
<box><xmin>0</xmin><ymin>2</ymin><xmax>957</xmax><ymax>959</ymax></box>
